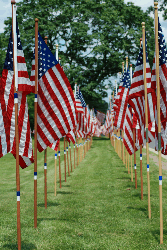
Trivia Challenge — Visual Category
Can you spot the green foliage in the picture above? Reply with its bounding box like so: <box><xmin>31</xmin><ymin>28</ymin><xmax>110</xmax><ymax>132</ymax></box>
<box><xmin>1</xmin><ymin>0</ymin><xmax>155</xmax><ymax>123</ymax></box>
<box><xmin>0</xmin><ymin>33</ymin><xmax>8</xmax><ymax>74</ymax></box>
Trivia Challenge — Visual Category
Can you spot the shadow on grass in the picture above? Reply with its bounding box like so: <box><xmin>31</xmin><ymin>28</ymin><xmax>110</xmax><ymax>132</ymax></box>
<box><xmin>38</xmin><ymin>201</ymin><xmax>60</xmax><ymax>207</ymax></box>
<box><xmin>56</xmin><ymin>191</ymin><xmax>73</xmax><ymax>195</ymax></box>
<box><xmin>93</xmin><ymin>137</ymin><xmax>110</xmax><ymax>141</ymax></box>
<box><xmin>3</xmin><ymin>241</ymin><xmax>37</xmax><ymax>250</ymax></box>
<box><xmin>151</xmin><ymin>229</ymin><xmax>167</xmax><ymax>243</ymax></box>
<box><xmin>61</xmin><ymin>184</ymin><xmax>70</xmax><ymax>188</ymax></box>
<box><xmin>126</xmin><ymin>206</ymin><xmax>147</xmax><ymax>216</ymax></box>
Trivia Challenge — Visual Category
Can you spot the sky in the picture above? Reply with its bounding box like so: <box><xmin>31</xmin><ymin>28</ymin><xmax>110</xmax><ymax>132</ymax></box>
<box><xmin>0</xmin><ymin>0</ymin><xmax>166</xmax><ymax>106</ymax></box>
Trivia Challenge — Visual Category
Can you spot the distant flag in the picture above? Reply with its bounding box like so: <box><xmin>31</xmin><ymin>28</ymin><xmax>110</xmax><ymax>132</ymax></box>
<box><xmin>30</xmin><ymin>32</ymin><xmax>77</xmax><ymax>152</ymax></box>
<box><xmin>1</xmin><ymin>19</ymin><xmax>34</xmax><ymax>168</ymax></box>
<box><xmin>75</xmin><ymin>86</ymin><xmax>86</xmax><ymax>113</ymax></box>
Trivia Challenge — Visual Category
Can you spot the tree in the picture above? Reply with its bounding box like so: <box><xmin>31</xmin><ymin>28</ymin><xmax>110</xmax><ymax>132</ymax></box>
<box><xmin>1</xmin><ymin>0</ymin><xmax>155</xmax><ymax>128</ymax></box>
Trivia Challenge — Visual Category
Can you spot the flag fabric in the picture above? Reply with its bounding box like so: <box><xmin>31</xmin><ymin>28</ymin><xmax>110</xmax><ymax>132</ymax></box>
<box><xmin>30</xmin><ymin>32</ymin><xmax>77</xmax><ymax>152</ymax></box>
<box><xmin>0</xmin><ymin>94</ymin><xmax>9</xmax><ymax>158</ymax></box>
<box><xmin>75</xmin><ymin>87</ymin><xmax>86</xmax><ymax>113</ymax></box>
<box><xmin>123</xmin><ymin>106</ymin><xmax>139</xmax><ymax>155</ymax></box>
<box><xmin>1</xmin><ymin>21</ymin><xmax>34</xmax><ymax>168</ymax></box>
<box><xmin>114</xmin><ymin>69</ymin><xmax>131</xmax><ymax>129</ymax></box>
<box><xmin>66</xmin><ymin>130</ymin><xmax>75</xmax><ymax>144</ymax></box>
<box><xmin>128</xmin><ymin>38</ymin><xmax>156</xmax><ymax>130</ymax></box>
<box><xmin>152</xmin><ymin>20</ymin><xmax>167</xmax><ymax>154</ymax></box>
<box><xmin>96</xmin><ymin>110</ymin><xmax>105</xmax><ymax>125</ymax></box>
<box><xmin>49</xmin><ymin>139</ymin><xmax>60</xmax><ymax>151</ymax></box>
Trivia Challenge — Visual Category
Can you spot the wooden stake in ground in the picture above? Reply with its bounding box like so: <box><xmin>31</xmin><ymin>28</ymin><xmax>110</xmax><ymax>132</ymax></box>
<box><xmin>74</xmin><ymin>142</ymin><xmax>76</xmax><ymax>169</ymax></box>
<box><xmin>58</xmin><ymin>143</ymin><xmax>61</xmax><ymax>188</ymax></box>
<box><xmin>133</xmin><ymin>128</ymin><xmax>137</xmax><ymax>189</ymax></box>
<box><xmin>12</xmin><ymin>1</ymin><xmax>21</xmax><ymax>248</ymax></box>
<box><xmin>55</xmin><ymin>153</ymin><xmax>57</xmax><ymax>196</ymax></box>
<box><xmin>66</xmin><ymin>140</ymin><xmax>70</xmax><ymax>176</ymax></box>
<box><xmin>154</xmin><ymin>2</ymin><xmax>163</xmax><ymax>243</ymax></box>
<box><xmin>34</xmin><ymin>17</ymin><xmax>38</xmax><ymax>229</ymax></box>
<box><xmin>142</xmin><ymin>22</ymin><xmax>151</xmax><ymax>219</ymax></box>
<box><xmin>128</xmin><ymin>153</ymin><xmax>130</xmax><ymax>174</ymax></box>
<box><xmin>140</xmin><ymin>145</ymin><xmax>143</xmax><ymax>200</ymax></box>
<box><xmin>77</xmin><ymin>138</ymin><xmax>79</xmax><ymax>166</ymax></box>
<box><xmin>131</xmin><ymin>155</ymin><xmax>133</xmax><ymax>182</ymax></box>
<box><xmin>44</xmin><ymin>36</ymin><xmax>48</xmax><ymax>209</ymax></box>
<box><xmin>69</xmin><ymin>144</ymin><xmax>72</xmax><ymax>172</ymax></box>
<box><xmin>64</xmin><ymin>137</ymin><xmax>66</xmax><ymax>182</ymax></box>
<box><xmin>44</xmin><ymin>148</ymin><xmax>47</xmax><ymax>209</ymax></box>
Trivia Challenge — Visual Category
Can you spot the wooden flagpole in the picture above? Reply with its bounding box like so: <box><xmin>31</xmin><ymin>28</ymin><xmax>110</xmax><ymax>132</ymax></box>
<box><xmin>64</xmin><ymin>137</ymin><xmax>66</xmax><ymax>182</ymax></box>
<box><xmin>69</xmin><ymin>143</ymin><xmax>72</xmax><ymax>172</ymax></box>
<box><xmin>142</xmin><ymin>22</ymin><xmax>151</xmax><ymax>218</ymax></box>
<box><xmin>74</xmin><ymin>142</ymin><xmax>76</xmax><ymax>169</ymax></box>
<box><xmin>131</xmin><ymin>155</ymin><xmax>133</xmax><ymax>182</ymax></box>
<box><xmin>122</xmin><ymin>62</ymin><xmax>125</xmax><ymax>164</ymax></box>
<box><xmin>154</xmin><ymin>2</ymin><xmax>163</xmax><ymax>243</ymax></box>
<box><xmin>58</xmin><ymin>143</ymin><xmax>61</xmax><ymax>188</ymax></box>
<box><xmin>128</xmin><ymin>153</ymin><xmax>130</xmax><ymax>174</ymax></box>
<box><xmin>66</xmin><ymin>140</ymin><xmax>70</xmax><ymax>176</ymax></box>
<box><xmin>133</xmin><ymin>128</ymin><xmax>137</xmax><ymax>189</ymax></box>
<box><xmin>12</xmin><ymin>1</ymin><xmax>21</xmax><ymax>248</ymax></box>
<box><xmin>139</xmin><ymin>38</ymin><xmax>144</xmax><ymax>201</ymax></box>
<box><xmin>55</xmin><ymin>152</ymin><xmax>57</xmax><ymax>196</ymax></box>
<box><xmin>77</xmin><ymin>137</ymin><xmax>79</xmax><ymax>166</ymax></box>
<box><xmin>34</xmin><ymin>17</ymin><xmax>38</xmax><ymax>229</ymax></box>
<box><xmin>44</xmin><ymin>36</ymin><xmax>48</xmax><ymax>209</ymax></box>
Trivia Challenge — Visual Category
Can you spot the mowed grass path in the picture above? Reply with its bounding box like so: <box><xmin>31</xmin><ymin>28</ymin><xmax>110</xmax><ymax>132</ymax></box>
<box><xmin>1</xmin><ymin>137</ymin><xmax>167</xmax><ymax>249</ymax></box>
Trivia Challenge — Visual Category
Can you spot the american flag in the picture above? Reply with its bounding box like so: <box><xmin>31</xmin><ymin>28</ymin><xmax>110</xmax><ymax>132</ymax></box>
<box><xmin>0</xmin><ymin>21</ymin><xmax>34</xmax><ymax>168</ymax></box>
<box><xmin>30</xmin><ymin>32</ymin><xmax>77</xmax><ymax>152</ymax></box>
<box><xmin>49</xmin><ymin>139</ymin><xmax>60</xmax><ymax>151</ymax></box>
<box><xmin>128</xmin><ymin>38</ymin><xmax>156</xmax><ymax>130</ymax></box>
<box><xmin>152</xmin><ymin>20</ymin><xmax>167</xmax><ymax>154</ymax></box>
<box><xmin>114</xmin><ymin>69</ymin><xmax>131</xmax><ymax>129</ymax></box>
<box><xmin>123</xmin><ymin>106</ymin><xmax>139</xmax><ymax>155</ymax></box>
<box><xmin>75</xmin><ymin>87</ymin><xmax>86</xmax><ymax>113</ymax></box>
<box><xmin>66</xmin><ymin>130</ymin><xmax>76</xmax><ymax>144</ymax></box>
<box><xmin>96</xmin><ymin>110</ymin><xmax>105</xmax><ymax>124</ymax></box>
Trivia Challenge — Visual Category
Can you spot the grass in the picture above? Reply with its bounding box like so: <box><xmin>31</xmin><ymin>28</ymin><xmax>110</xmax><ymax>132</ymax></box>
<box><xmin>1</xmin><ymin>137</ymin><xmax>167</xmax><ymax>249</ymax></box>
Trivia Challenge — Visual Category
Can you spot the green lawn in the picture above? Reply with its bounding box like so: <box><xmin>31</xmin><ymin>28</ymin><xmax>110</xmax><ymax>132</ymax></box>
<box><xmin>0</xmin><ymin>137</ymin><xmax>167</xmax><ymax>249</ymax></box>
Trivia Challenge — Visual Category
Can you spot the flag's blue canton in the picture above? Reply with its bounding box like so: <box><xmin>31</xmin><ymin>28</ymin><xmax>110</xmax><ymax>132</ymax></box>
<box><xmin>120</xmin><ymin>71</ymin><xmax>125</xmax><ymax>86</ymax></box>
<box><xmin>158</xmin><ymin>19</ymin><xmax>167</xmax><ymax>66</ymax></box>
<box><xmin>136</xmin><ymin>34</ymin><xmax>149</xmax><ymax>67</ymax></box>
<box><xmin>76</xmin><ymin>89</ymin><xmax>86</xmax><ymax>107</ymax></box>
<box><xmin>123</xmin><ymin>68</ymin><xmax>131</xmax><ymax>88</ymax></box>
<box><xmin>4</xmin><ymin>18</ymin><xmax>22</xmax><ymax>71</ymax></box>
<box><xmin>38</xmin><ymin>32</ymin><xmax>58</xmax><ymax>79</ymax></box>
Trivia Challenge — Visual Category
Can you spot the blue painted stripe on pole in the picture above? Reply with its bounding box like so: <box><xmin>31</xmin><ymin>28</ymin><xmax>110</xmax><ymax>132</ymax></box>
<box><xmin>64</xmin><ymin>150</ymin><xmax>66</xmax><ymax>152</ymax></box>
<box><xmin>44</xmin><ymin>163</ymin><xmax>47</xmax><ymax>166</ymax></box>
<box><xmin>140</xmin><ymin>154</ymin><xmax>142</xmax><ymax>157</ymax></box>
<box><xmin>58</xmin><ymin>151</ymin><xmax>60</xmax><ymax>153</ymax></box>
<box><xmin>147</xmin><ymin>164</ymin><xmax>149</xmax><ymax>168</ymax></box>
<box><xmin>55</xmin><ymin>153</ymin><xmax>57</xmax><ymax>156</ymax></box>
<box><xmin>34</xmin><ymin>172</ymin><xmax>37</xmax><ymax>175</ymax></box>
<box><xmin>159</xmin><ymin>176</ymin><xmax>162</xmax><ymax>180</ymax></box>
<box><xmin>35</xmin><ymin>94</ymin><xmax>37</xmax><ymax>98</ymax></box>
<box><xmin>66</xmin><ymin>147</ymin><xmax>68</xmax><ymax>149</ymax></box>
<box><xmin>17</xmin><ymin>191</ymin><xmax>20</xmax><ymax>196</ymax></box>
<box><xmin>14</xmin><ymin>93</ymin><xmax>18</xmax><ymax>98</ymax></box>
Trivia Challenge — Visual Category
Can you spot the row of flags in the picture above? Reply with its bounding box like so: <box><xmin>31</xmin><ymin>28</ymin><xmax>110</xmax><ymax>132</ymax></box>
<box><xmin>106</xmin><ymin>11</ymin><xmax>166</xmax><ymax>245</ymax></box>
<box><xmin>0</xmin><ymin>4</ymin><xmax>106</xmax><ymax>249</ymax></box>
